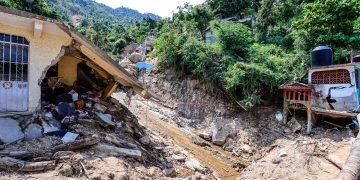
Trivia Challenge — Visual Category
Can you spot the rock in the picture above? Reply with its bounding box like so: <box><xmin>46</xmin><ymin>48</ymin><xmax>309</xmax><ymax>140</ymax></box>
<box><xmin>147</xmin><ymin>167</ymin><xmax>162</xmax><ymax>177</ymax></box>
<box><xmin>24</xmin><ymin>123</ymin><xmax>42</xmax><ymax>141</ymax></box>
<box><xmin>279</xmin><ymin>149</ymin><xmax>288</xmax><ymax>157</ymax></box>
<box><xmin>288</xmin><ymin>117</ymin><xmax>302</xmax><ymax>133</ymax></box>
<box><xmin>271</xmin><ymin>157</ymin><xmax>282</xmax><ymax>164</ymax></box>
<box><xmin>197</xmin><ymin>131</ymin><xmax>212</xmax><ymax>141</ymax></box>
<box><xmin>0</xmin><ymin>118</ymin><xmax>24</xmax><ymax>144</ymax></box>
<box><xmin>240</xmin><ymin>144</ymin><xmax>253</xmax><ymax>154</ymax></box>
<box><xmin>59</xmin><ymin>164</ymin><xmax>73</xmax><ymax>177</ymax></box>
<box><xmin>163</xmin><ymin>168</ymin><xmax>177</xmax><ymax>177</ymax></box>
<box><xmin>223</xmin><ymin>138</ymin><xmax>235</xmax><ymax>152</ymax></box>
<box><xmin>139</xmin><ymin>136</ymin><xmax>151</xmax><ymax>145</ymax></box>
<box><xmin>184</xmin><ymin>158</ymin><xmax>206</xmax><ymax>173</ymax></box>
<box><xmin>211</xmin><ymin>119</ymin><xmax>236</xmax><ymax>146</ymax></box>
<box><xmin>94</xmin><ymin>103</ymin><xmax>107</xmax><ymax>113</ymax></box>
<box><xmin>192</xmin><ymin>136</ymin><xmax>210</xmax><ymax>147</ymax></box>
<box><xmin>172</xmin><ymin>154</ymin><xmax>186</xmax><ymax>162</ymax></box>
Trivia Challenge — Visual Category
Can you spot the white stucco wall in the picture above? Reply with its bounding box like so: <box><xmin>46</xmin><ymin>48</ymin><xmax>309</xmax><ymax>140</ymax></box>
<box><xmin>0</xmin><ymin>22</ymin><xmax>72</xmax><ymax>112</ymax></box>
<box><xmin>309</xmin><ymin>66</ymin><xmax>359</xmax><ymax>111</ymax></box>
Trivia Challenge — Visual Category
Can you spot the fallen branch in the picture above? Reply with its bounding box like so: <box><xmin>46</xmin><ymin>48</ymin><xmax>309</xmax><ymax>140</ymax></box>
<box><xmin>0</xmin><ymin>157</ymin><xmax>55</xmax><ymax>172</ymax></box>
<box><xmin>94</xmin><ymin>144</ymin><xmax>142</xmax><ymax>159</ymax></box>
<box><xmin>51</xmin><ymin>135</ymin><xmax>100</xmax><ymax>153</ymax></box>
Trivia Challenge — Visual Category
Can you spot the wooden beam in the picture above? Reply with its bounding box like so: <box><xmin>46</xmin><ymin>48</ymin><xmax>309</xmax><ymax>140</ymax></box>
<box><xmin>103</xmin><ymin>81</ymin><xmax>119</xmax><ymax>98</ymax></box>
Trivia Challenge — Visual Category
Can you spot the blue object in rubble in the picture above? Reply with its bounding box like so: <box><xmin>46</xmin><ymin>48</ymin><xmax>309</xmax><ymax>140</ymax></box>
<box><xmin>136</xmin><ymin>62</ymin><xmax>154</xmax><ymax>70</ymax></box>
<box><xmin>353</xmin><ymin>119</ymin><xmax>359</xmax><ymax>127</ymax></box>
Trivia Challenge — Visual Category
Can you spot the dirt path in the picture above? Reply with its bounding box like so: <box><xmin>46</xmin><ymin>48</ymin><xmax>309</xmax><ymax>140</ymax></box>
<box><xmin>130</xmin><ymin>100</ymin><xmax>244</xmax><ymax>180</ymax></box>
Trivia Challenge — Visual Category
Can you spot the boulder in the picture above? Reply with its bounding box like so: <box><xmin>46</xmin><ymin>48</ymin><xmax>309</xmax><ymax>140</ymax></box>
<box><xmin>211</xmin><ymin>119</ymin><xmax>236</xmax><ymax>146</ymax></box>
<box><xmin>24</xmin><ymin>123</ymin><xmax>43</xmax><ymax>141</ymax></box>
<box><xmin>0</xmin><ymin>118</ymin><xmax>24</xmax><ymax>143</ymax></box>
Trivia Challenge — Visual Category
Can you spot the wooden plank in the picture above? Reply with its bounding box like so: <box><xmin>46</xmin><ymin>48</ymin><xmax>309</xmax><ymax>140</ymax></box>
<box><xmin>311</xmin><ymin>107</ymin><xmax>357</xmax><ymax>118</ymax></box>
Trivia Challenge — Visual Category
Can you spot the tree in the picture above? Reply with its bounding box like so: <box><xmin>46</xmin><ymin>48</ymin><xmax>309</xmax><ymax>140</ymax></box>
<box><xmin>294</xmin><ymin>0</ymin><xmax>360</xmax><ymax>51</ymax></box>
<box><xmin>112</xmin><ymin>39</ymin><xmax>127</xmax><ymax>55</ymax></box>
<box><xmin>185</xmin><ymin>5</ymin><xmax>213</xmax><ymax>38</ymax></box>
<box><xmin>211</xmin><ymin>21</ymin><xmax>252</xmax><ymax>58</ymax></box>
<box><xmin>207</xmin><ymin>0</ymin><xmax>254</xmax><ymax>17</ymax></box>
<box><xmin>0</xmin><ymin>0</ymin><xmax>58</xmax><ymax>18</ymax></box>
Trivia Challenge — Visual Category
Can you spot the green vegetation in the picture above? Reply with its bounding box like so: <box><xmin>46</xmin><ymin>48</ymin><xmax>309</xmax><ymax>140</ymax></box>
<box><xmin>152</xmin><ymin>0</ymin><xmax>360</xmax><ymax>107</ymax></box>
<box><xmin>2</xmin><ymin>0</ymin><xmax>360</xmax><ymax>108</ymax></box>
<box><xmin>0</xmin><ymin>0</ymin><xmax>58</xmax><ymax>18</ymax></box>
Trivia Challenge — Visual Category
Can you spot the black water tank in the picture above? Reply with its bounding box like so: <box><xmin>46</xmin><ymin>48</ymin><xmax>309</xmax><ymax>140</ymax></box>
<box><xmin>311</xmin><ymin>46</ymin><xmax>333</xmax><ymax>67</ymax></box>
<box><xmin>353</xmin><ymin>54</ymin><xmax>360</xmax><ymax>62</ymax></box>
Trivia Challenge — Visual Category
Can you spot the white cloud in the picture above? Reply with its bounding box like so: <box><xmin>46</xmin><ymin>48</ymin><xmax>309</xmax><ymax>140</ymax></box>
<box><xmin>94</xmin><ymin>0</ymin><xmax>206</xmax><ymax>17</ymax></box>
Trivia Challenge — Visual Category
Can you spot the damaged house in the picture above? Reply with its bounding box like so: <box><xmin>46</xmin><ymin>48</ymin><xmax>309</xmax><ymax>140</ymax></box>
<box><xmin>0</xmin><ymin>6</ymin><xmax>153</xmax><ymax>113</ymax></box>
<box><xmin>281</xmin><ymin>46</ymin><xmax>360</xmax><ymax>133</ymax></box>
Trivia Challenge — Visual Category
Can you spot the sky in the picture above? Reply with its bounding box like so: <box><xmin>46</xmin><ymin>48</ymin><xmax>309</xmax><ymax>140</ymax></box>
<box><xmin>94</xmin><ymin>0</ymin><xmax>206</xmax><ymax>18</ymax></box>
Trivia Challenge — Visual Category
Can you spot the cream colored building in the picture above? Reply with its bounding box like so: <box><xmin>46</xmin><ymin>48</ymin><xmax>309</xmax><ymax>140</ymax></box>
<box><xmin>0</xmin><ymin>6</ymin><xmax>153</xmax><ymax>113</ymax></box>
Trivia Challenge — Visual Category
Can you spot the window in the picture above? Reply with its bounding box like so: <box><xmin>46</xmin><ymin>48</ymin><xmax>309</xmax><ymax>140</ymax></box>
<box><xmin>0</xmin><ymin>33</ymin><xmax>29</xmax><ymax>82</ymax></box>
<box><xmin>311</xmin><ymin>69</ymin><xmax>350</xmax><ymax>84</ymax></box>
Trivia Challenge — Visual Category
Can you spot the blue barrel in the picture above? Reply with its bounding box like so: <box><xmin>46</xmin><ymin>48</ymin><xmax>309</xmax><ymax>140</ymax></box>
<box><xmin>353</xmin><ymin>54</ymin><xmax>360</xmax><ymax>62</ymax></box>
<box><xmin>311</xmin><ymin>46</ymin><xmax>333</xmax><ymax>67</ymax></box>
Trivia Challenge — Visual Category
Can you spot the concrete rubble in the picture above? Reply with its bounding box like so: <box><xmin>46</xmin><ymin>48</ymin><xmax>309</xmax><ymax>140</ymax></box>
<box><xmin>0</xmin><ymin>118</ymin><xmax>24</xmax><ymax>144</ymax></box>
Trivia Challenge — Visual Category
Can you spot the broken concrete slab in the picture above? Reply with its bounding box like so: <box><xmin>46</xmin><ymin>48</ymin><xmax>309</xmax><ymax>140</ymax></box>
<box><xmin>288</xmin><ymin>117</ymin><xmax>302</xmax><ymax>133</ymax></box>
<box><xmin>0</xmin><ymin>118</ymin><xmax>24</xmax><ymax>144</ymax></box>
<box><xmin>24</xmin><ymin>123</ymin><xmax>43</xmax><ymax>141</ymax></box>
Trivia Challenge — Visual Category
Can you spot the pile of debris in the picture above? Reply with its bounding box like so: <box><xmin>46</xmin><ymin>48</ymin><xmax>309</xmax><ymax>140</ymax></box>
<box><xmin>0</xmin><ymin>87</ymin><xmax>170</xmax><ymax>177</ymax></box>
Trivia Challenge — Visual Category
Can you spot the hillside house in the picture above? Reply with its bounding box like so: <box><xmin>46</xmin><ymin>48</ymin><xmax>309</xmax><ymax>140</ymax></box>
<box><xmin>0</xmin><ymin>6</ymin><xmax>153</xmax><ymax>113</ymax></box>
<box><xmin>281</xmin><ymin>62</ymin><xmax>360</xmax><ymax>133</ymax></box>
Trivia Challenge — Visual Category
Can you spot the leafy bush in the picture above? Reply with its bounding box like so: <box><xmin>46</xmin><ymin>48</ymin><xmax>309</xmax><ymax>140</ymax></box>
<box><xmin>180</xmin><ymin>37</ymin><xmax>219</xmax><ymax>79</ymax></box>
<box><xmin>211</xmin><ymin>21</ymin><xmax>252</xmax><ymax>58</ymax></box>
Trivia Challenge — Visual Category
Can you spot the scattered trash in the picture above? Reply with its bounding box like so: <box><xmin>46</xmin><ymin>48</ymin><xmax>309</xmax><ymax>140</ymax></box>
<box><xmin>62</xmin><ymin>132</ymin><xmax>79</xmax><ymax>143</ymax></box>
<box><xmin>68</xmin><ymin>90</ymin><xmax>79</xmax><ymax>101</ymax></box>
<box><xmin>275</xmin><ymin>111</ymin><xmax>283</xmax><ymax>122</ymax></box>
<box><xmin>94</xmin><ymin>103</ymin><xmax>107</xmax><ymax>113</ymax></box>
<box><xmin>136</xmin><ymin>62</ymin><xmax>154</xmax><ymax>71</ymax></box>
<box><xmin>279</xmin><ymin>149</ymin><xmax>288</xmax><ymax>157</ymax></box>
<box><xmin>95</xmin><ymin>112</ymin><xmax>115</xmax><ymax>127</ymax></box>
<box><xmin>57</xmin><ymin>102</ymin><xmax>74</xmax><ymax>119</ymax></box>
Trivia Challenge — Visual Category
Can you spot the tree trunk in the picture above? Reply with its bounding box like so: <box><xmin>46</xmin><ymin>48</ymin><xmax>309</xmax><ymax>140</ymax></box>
<box><xmin>0</xmin><ymin>157</ymin><xmax>55</xmax><ymax>172</ymax></box>
<box><xmin>51</xmin><ymin>135</ymin><xmax>100</xmax><ymax>153</ymax></box>
<box><xmin>337</xmin><ymin>132</ymin><xmax>360</xmax><ymax>180</ymax></box>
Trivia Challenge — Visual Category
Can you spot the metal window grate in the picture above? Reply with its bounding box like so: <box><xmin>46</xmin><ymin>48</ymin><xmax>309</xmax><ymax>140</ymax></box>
<box><xmin>311</xmin><ymin>69</ymin><xmax>350</xmax><ymax>84</ymax></box>
<box><xmin>0</xmin><ymin>33</ymin><xmax>29</xmax><ymax>82</ymax></box>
